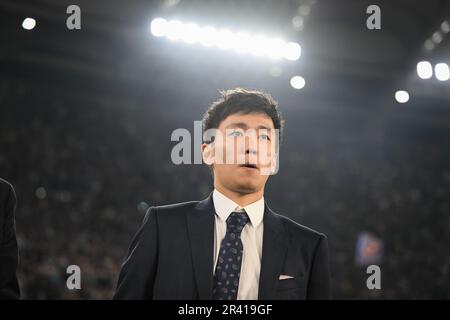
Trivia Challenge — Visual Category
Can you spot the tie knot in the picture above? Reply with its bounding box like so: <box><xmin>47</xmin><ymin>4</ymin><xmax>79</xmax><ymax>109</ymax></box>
<box><xmin>226</xmin><ymin>211</ymin><xmax>249</xmax><ymax>234</ymax></box>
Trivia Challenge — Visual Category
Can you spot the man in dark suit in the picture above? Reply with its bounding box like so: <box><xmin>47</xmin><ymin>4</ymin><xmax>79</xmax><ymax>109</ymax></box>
<box><xmin>114</xmin><ymin>88</ymin><xmax>331</xmax><ymax>300</ymax></box>
<box><xmin>0</xmin><ymin>178</ymin><xmax>20</xmax><ymax>299</ymax></box>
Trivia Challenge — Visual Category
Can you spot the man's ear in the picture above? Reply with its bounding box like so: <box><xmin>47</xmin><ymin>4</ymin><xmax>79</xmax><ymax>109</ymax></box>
<box><xmin>202</xmin><ymin>143</ymin><xmax>214</xmax><ymax>165</ymax></box>
<box><xmin>261</xmin><ymin>152</ymin><xmax>279</xmax><ymax>176</ymax></box>
<box><xmin>269</xmin><ymin>152</ymin><xmax>279</xmax><ymax>175</ymax></box>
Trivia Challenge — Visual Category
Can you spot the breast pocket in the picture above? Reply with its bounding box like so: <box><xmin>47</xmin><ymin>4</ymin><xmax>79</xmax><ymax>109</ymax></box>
<box><xmin>276</xmin><ymin>275</ymin><xmax>305</xmax><ymax>292</ymax></box>
<box><xmin>275</xmin><ymin>276</ymin><xmax>307</xmax><ymax>300</ymax></box>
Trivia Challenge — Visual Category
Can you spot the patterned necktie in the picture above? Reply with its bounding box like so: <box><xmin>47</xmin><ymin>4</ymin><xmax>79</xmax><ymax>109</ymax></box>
<box><xmin>212</xmin><ymin>211</ymin><xmax>249</xmax><ymax>300</ymax></box>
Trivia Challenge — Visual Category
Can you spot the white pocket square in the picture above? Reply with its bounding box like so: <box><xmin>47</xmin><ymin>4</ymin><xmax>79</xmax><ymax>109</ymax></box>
<box><xmin>279</xmin><ymin>275</ymin><xmax>294</xmax><ymax>280</ymax></box>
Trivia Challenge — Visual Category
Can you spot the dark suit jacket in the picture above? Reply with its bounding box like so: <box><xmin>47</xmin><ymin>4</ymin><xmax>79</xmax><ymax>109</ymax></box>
<box><xmin>114</xmin><ymin>192</ymin><xmax>331</xmax><ymax>300</ymax></box>
<box><xmin>0</xmin><ymin>178</ymin><xmax>20</xmax><ymax>300</ymax></box>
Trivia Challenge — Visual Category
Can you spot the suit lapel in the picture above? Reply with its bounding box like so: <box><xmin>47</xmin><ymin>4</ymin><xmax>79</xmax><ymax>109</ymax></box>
<box><xmin>258</xmin><ymin>204</ymin><xmax>288</xmax><ymax>300</ymax></box>
<box><xmin>186</xmin><ymin>192</ymin><xmax>215</xmax><ymax>300</ymax></box>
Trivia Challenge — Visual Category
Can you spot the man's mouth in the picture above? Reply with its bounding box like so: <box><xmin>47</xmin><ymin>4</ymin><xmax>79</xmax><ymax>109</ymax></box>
<box><xmin>239</xmin><ymin>163</ymin><xmax>259</xmax><ymax>169</ymax></box>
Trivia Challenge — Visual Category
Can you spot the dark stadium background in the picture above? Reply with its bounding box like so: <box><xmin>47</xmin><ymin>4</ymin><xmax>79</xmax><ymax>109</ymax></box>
<box><xmin>0</xmin><ymin>0</ymin><xmax>449</xmax><ymax>299</ymax></box>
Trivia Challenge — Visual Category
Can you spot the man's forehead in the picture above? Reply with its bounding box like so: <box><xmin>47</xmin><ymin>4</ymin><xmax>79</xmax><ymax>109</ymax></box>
<box><xmin>219</xmin><ymin>113</ymin><xmax>275</xmax><ymax>129</ymax></box>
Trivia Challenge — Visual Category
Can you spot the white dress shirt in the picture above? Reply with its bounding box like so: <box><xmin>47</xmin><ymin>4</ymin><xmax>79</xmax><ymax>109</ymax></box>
<box><xmin>212</xmin><ymin>189</ymin><xmax>265</xmax><ymax>300</ymax></box>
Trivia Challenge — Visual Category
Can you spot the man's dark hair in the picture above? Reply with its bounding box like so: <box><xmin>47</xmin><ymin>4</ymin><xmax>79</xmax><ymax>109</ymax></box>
<box><xmin>202</xmin><ymin>88</ymin><xmax>284</xmax><ymax>143</ymax></box>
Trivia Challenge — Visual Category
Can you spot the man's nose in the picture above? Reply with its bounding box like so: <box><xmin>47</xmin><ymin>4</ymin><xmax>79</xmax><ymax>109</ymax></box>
<box><xmin>244</xmin><ymin>134</ymin><xmax>258</xmax><ymax>155</ymax></box>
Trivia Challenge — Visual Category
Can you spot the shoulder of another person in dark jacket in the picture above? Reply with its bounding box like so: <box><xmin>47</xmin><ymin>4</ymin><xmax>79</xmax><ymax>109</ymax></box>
<box><xmin>0</xmin><ymin>178</ymin><xmax>16</xmax><ymax>205</ymax></box>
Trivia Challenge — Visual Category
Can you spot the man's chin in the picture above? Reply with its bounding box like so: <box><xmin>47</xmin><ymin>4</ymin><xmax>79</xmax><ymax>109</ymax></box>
<box><xmin>233</xmin><ymin>181</ymin><xmax>261</xmax><ymax>194</ymax></box>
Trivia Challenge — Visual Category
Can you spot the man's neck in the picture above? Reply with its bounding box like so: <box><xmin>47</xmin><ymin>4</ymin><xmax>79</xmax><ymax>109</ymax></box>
<box><xmin>214</xmin><ymin>184</ymin><xmax>264</xmax><ymax>207</ymax></box>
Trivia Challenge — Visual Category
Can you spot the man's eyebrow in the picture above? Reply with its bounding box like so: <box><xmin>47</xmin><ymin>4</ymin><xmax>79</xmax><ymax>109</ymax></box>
<box><xmin>226</xmin><ymin>122</ymin><xmax>273</xmax><ymax>130</ymax></box>
<box><xmin>256</xmin><ymin>125</ymin><xmax>273</xmax><ymax>130</ymax></box>
<box><xmin>226</xmin><ymin>122</ymin><xmax>248</xmax><ymax>129</ymax></box>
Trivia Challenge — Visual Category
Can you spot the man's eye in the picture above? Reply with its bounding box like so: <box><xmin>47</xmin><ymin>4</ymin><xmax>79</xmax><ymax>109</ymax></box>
<box><xmin>229</xmin><ymin>131</ymin><xmax>244</xmax><ymax>137</ymax></box>
<box><xmin>259</xmin><ymin>134</ymin><xmax>271</xmax><ymax>141</ymax></box>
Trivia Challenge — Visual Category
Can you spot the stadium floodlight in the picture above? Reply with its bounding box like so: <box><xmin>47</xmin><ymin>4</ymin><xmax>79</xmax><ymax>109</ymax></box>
<box><xmin>150</xmin><ymin>18</ymin><xmax>301</xmax><ymax>61</ymax></box>
<box><xmin>22</xmin><ymin>17</ymin><xmax>36</xmax><ymax>30</ymax></box>
<box><xmin>416</xmin><ymin>61</ymin><xmax>433</xmax><ymax>79</ymax></box>
<box><xmin>395</xmin><ymin>90</ymin><xmax>409</xmax><ymax>103</ymax></box>
<box><xmin>435</xmin><ymin>63</ymin><xmax>450</xmax><ymax>81</ymax></box>
<box><xmin>290</xmin><ymin>76</ymin><xmax>305</xmax><ymax>89</ymax></box>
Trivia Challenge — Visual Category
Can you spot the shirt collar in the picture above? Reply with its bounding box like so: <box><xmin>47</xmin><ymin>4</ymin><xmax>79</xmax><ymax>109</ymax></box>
<box><xmin>212</xmin><ymin>189</ymin><xmax>264</xmax><ymax>227</ymax></box>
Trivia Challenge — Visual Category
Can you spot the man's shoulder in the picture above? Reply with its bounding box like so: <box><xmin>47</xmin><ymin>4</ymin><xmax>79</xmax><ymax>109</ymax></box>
<box><xmin>270</xmin><ymin>209</ymin><xmax>327</xmax><ymax>242</ymax></box>
<box><xmin>152</xmin><ymin>199</ymin><xmax>201</xmax><ymax>213</ymax></box>
<box><xmin>143</xmin><ymin>198</ymin><xmax>202</xmax><ymax>220</ymax></box>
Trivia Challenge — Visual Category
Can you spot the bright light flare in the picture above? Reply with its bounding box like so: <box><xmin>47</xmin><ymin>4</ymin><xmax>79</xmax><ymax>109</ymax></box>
<box><xmin>416</xmin><ymin>61</ymin><xmax>433</xmax><ymax>79</ymax></box>
<box><xmin>290</xmin><ymin>76</ymin><xmax>306</xmax><ymax>89</ymax></box>
<box><xmin>395</xmin><ymin>90</ymin><xmax>409</xmax><ymax>103</ymax></box>
<box><xmin>150</xmin><ymin>18</ymin><xmax>301</xmax><ymax>61</ymax></box>
<box><xmin>435</xmin><ymin>63</ymin><xmax>450</xmax><ymax>81</ymax></box>
<box><xmin>22</xmin><ymin>17</ymin><xmax>36</xmax><ymax>30</ymax></box>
